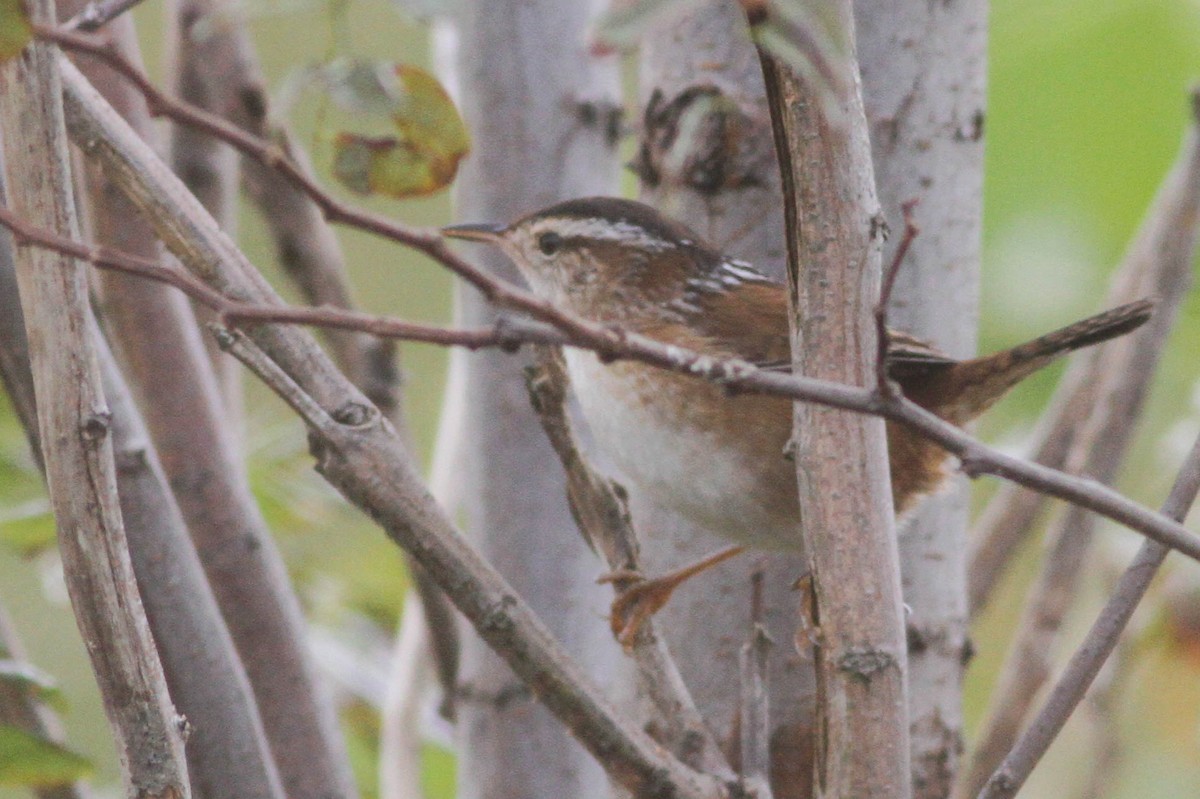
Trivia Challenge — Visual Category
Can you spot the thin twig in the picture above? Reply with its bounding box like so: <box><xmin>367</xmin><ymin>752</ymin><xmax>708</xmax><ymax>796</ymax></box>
<box><xmin>5</xmin><ymin>200</ymin><xmax>1200</xmax><ymax>573</ymax></box>
<box><xmin>523</xmin><ymin>347</ymin><xmax>733</xmax><ymax>779</ymax></box>
<box><xmin>212</xmin><ymin>329</ymin><xmax>727</xmax><ymax>799</ymax></box>
<box><xmin>874</xmin><ymin>198</ymin><xmax>920</xmax><ymax>396</ymax></box>
<box><xmin>958</xmin><ymin>97</ymin><xmax>1200</xmax><ymax>790</ymax></box>
<box><xmin>29</xmin><ymin>26</ymin><xmax>1200</xmax><ymax>583</ymax></box>
<box><xmin>977</xmin><ymin>428</ymin><xmax>1200</xmax><ymax>799</ymax></box>
<box><xmin>738</xmin><ymin>564</ymin><xmax>773</xmax><ymax>798</ymax></box>
<box><xmin>968</xmin><ymin>89</ymin><xmax>1200</xmax><ymax>617</ymax></box>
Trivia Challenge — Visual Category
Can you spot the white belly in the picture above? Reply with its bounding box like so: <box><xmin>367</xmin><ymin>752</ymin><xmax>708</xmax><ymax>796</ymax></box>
<box><xmin>563</xmin><ymin>349</ymin><xmax>792</xmax><ymax>548</ymax></box>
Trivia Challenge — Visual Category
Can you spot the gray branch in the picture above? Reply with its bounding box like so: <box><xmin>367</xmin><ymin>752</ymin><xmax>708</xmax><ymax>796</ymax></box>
<box><xmin>0</xmin><ymin>7</ymin><xmax>190</xmax><ymax>795</ymax></box>
<box><xmin>53</xmin><ymin>51</ymin><xmax>724</xmax><ymax>799</ymax></box>
<box><xmin>759</xmin><ymin>6</ymin><xmax>910</xmax><ymax>795</ymax></box>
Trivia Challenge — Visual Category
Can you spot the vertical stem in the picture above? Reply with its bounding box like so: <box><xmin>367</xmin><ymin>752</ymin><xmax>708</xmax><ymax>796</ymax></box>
<box><xmin>759</xmin><ymin>9</ymin><xmax>911</xmax><ymax>795</ymax></box>
<box><xmin>853</xmin><ymin>0</ymin><xmax>986</xmax><ymax>793</ymax></box>
<box><xmin>638</xmin><ymin>7</ymin><xmax>816</xmax><ymax>796</ymax></box>
<box><xmin>0</xmin><ymin>13</ymin><xmax>190</xmax><ymax>797</ymax></box>
<box><xmin>448</xmin><ymin>3</ymin><xmax>623</xmax><ymax>798</ymax></box>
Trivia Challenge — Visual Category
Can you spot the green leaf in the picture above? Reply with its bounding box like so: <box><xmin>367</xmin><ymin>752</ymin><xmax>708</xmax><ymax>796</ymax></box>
<box><xmin>0</xmin><ymin>726</ymin><xmax>91</xmax><ymax>787</ymax></box>
<box><xmin>0</xmin><ymin>0</ymin><xmax>32</xmax><ymax>62</ymax></box>
<box><xmin>0</xmin><ymin>660</ymin><xmax>67</xmax><ymax>713</ymax></box>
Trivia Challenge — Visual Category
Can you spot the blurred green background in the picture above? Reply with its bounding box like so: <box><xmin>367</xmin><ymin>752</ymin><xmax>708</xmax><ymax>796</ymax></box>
<box><xmin>3</xmin><ymin>0</ymin><xmax>1200</xmax><ymax>796</ymax></box>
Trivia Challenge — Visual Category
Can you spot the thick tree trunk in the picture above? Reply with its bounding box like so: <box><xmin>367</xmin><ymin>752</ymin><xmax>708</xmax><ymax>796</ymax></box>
<box><xmin>637</xmin><ymin>5</ymin><xmax>813</xmax><ymax>797</ymax></box>
<box><xmin>854</xmin><ymin>1</ymin><xmax>986</xmax><ymax>796</ymax></box>
<box><xmin>448</xmin><ymin>4</ymin><xmax>624</xmax><ymax>798</ymax></box>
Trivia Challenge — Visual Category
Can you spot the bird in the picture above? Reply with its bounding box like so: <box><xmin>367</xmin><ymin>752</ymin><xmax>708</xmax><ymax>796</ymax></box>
<box><xmin>445</xmin><ymin>196</ymin><xmax>1152</xmax><ymax>546</ymax></box>
<box><xmin>443</xmin><ymin>197</ymin><xmax>1152</xmax><ymax>635</ymax></box>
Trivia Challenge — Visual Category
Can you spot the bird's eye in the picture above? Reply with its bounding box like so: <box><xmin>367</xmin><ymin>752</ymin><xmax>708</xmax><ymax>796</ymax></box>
<box><xmin>537</xmin><ymin>231</ymin><xmax>563</xmax><ymax>256</ymax></box>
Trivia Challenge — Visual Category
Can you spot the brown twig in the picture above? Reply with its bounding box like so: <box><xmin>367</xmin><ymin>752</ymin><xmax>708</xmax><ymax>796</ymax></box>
<box><xmin>5</xmin><ymin>197</ymin><xmax>1200</xmax><ymax>572</ymax></box>
<box><xmin>976</xmin><ymin>428</ymin><xmax>1200</xmax><ymax>799</ymax></box>
<box><xmin>30</xmin><ymin>26</ymin><xmax>1200</xmax><ymax>582</ymax></box>
<box><xmin>968</xmin><ymin>91</ymin><xmax>1200</xmax><ymax>617</ymax></box>
<box><xmin>738</xmin><ymin>564</ymin><xmax>773</xmax><ymax>797</ymax></box>
<box><xmin>874</xmin><ymin>198</ymin><xmax>920</xmax><ymax>396</ymax></box>
<box><xmin>523</xmin><ymin>347</ymin><xmax>733</xmax><ymax>779</ymax></box>
<box><xmin>211</xmin><ymin>328</ymin><xmax>727</xmax><ymax>799</ymax></box>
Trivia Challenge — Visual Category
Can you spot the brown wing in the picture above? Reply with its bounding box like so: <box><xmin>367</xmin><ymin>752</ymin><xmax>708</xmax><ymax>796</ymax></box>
<box><xmin>689</xmin><ymin>280</ymin><xmax>957</xmax><ymax>378</ymax></box>
<box><xmin>689</xmin><ymin>281</ymin><xmax>794</xmax><ymax>365</ymax></box>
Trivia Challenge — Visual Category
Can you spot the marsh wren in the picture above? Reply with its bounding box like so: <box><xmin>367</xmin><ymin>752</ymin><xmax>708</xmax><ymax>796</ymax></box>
<box><xmin>445</xmin><ymin>197</ymin><xmax>1152</xmax><ymax>551</ymax></box>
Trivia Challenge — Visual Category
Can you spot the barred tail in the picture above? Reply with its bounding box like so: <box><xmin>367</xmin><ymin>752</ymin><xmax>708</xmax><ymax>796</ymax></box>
<box><xmin>935</xmin><ymin>298</ymin><xmax>1155</xmax><ymax>424</ymax></box>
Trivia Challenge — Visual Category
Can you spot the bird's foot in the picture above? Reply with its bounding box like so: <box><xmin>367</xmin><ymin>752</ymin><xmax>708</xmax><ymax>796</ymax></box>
<box><xmin>599</xmin><ymin>545</ymin><xmax>745</xmax><ymax>648</ymax></box>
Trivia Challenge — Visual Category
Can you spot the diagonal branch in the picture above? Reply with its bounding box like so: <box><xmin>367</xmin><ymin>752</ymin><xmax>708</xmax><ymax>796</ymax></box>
<box><xmin>968</xmin><ymin>89</ymin><xmax>1200</xmax><ymax>617</ymax></box>
<box><xmin>523</xmin><ymin>347</ymin><xmax>733</xmax><ymax>780</ymax></box>
<box><xmin>976</xmin><ymin>427</ymin><xmax>1200</xmax><ymax>799</ymax></box>
<box><xmin>957</xmin><ymin>88</ymin><xmax>1200</xmax><ymax>798</ymax></box>
<box><xmin>4</xmin><ymin>194</ymin><xmax>1200</xmax><ymax>575</ymax></box>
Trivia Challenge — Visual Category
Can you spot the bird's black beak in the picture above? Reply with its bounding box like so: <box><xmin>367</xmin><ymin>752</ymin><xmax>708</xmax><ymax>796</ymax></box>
<box><xmin>441</xmin><ymin>222</ymin><xmax>508</xmax><ymax>243</ymax></box>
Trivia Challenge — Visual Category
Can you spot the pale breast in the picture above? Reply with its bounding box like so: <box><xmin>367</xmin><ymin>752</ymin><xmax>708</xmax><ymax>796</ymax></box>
<box><xmin>563</xmin><ymin>348</ymin><xmax>801</xmax><ymax>549</ymax></box>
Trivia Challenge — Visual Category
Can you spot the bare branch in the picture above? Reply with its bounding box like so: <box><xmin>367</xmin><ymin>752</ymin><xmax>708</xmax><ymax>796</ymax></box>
<box><xmin>976</xmin><ymin>428</ymin><xmax>1200</xmax><ymax>799</ymax></box>
<box><xmin>523</xmin><ymin>347</ymin><xmax>732</xmax><ymax>779</ymax></box>
<box><xmin>758</xmin><ymin>5</ymin><xmax>910</xmax><ymax>795</ymax></box>
<box><xmin>0</xmin><ymin>8</ymin><xmax>189</xmax><ymax>794</ymax></box>
<box><xmin>212</xmin><ymin>328</ymin><xmax>726</xmax><ymax>799</ymax></box>
<box><xmin>873</xmin><ymin>200</ymin><xmax>920</xmax><ymax>397</ymax></box>
<box><xmin>1</xmin><ymin>155</ymin><xmax>284</xmax><ymax>798</ymax></box>
<box><xmin>5</xmin><ymin>198</ymin><xmax>1200</xmax><ymax>576</ymax></box>
<box><xmin>738</xmin><ymin>568</ymin><xmax>773</xmax><ymax>798</ymax></box>
<box><xmin>969</xmin><ymin>90</ymin><xmax>1200</xmax><ymax>616</ymax></box>
<box><xmin>958</xmin><ymin>92</ymin><xmax>1200</xmax><ymax>797</ymax></box>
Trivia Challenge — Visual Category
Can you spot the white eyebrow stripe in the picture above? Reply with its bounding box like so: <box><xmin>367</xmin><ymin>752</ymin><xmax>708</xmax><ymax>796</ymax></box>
<box><xmin>538</xmin><ymin>217</ymin><xmax>678</xmax><ymax>252</ymax></box>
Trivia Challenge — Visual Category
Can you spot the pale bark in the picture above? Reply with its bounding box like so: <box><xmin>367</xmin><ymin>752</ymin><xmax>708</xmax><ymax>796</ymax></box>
<box><xmin>448</xmin><ymin>3</ymin><xmax>624</xmax><ymax>798</ymax></box>
<box><xmin>854</xmin><ymin>0</ymin><xmax>986</xmax><ymax>793</ymax></box>
<box><xmin>165</xmin><ymin>0</ymin><xmax>244</xmax><ymax>419</ymax></box>
<box><xmin>761</xmin><ymin>5</ymin><xmax>910</xmax><ymax>796</ymax></box>
<box><xmin>1</xmin><ymin>159</ymin><xmax>284</xmax><ymax>799</ymax></box>
<box><xmin>57</xmin><ymin>54</ymin><xmax>721</xmax><ymax>799</ymax></box>
<box><xmin>638</xmin><ymin>7</ymin><xmax>814</xmax><ymax>797</ymax></box>
<box><xmin>0</xmin><ymin>11</ymin><xmax>190</xmax><ymax>795</ymax></box>
<box><xmin>57</xmin><ymin>13</ymin><xmax>358</xmax><ymax>799</ymax></box>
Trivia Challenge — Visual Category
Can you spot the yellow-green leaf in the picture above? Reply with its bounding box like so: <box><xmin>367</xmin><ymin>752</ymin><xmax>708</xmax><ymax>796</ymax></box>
<box><xmin>390</xmin><ymin>65</ymin><xmax>470</xmax><ymax>167</ymax></box>
<box><xmin>333</xmin><ymin>133</ymin><xmax>462</xmax><ymax>199</ymax></box>
<box><xmin>0</xmin><ymin>0</ymin><xmax>32</xmax><ymax>61</ymax></box>
<box><xmin>0</xmin><ymin>726</ymin><xmax>92</xmax><ymax>787</ymax></box>
<box><xmin>326</xmin><ymin>63</ymin><xmax>469</xmax><ymax>199</ymax></box>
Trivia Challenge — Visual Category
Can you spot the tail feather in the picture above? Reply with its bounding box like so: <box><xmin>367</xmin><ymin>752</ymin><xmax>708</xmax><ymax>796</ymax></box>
<box><xmin>930</xmin><ymin>298</ymin><xmax>1155</xmax><ymax>424</ymax></box>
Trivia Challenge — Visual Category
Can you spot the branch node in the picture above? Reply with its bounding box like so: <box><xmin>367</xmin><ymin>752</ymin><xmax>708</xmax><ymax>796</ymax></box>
<box><xmin>330</xmin><ymin>401</ymin><xmax>374</xmax><ymax>427</ymax></box>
